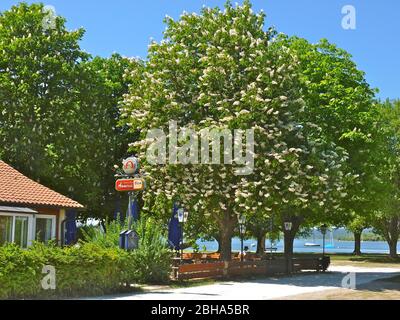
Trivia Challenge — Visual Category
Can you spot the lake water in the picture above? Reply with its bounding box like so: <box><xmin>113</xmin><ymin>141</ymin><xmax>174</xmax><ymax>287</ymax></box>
<box><xmin>194</xmin><ymin>237</ymin><xmax>400</xmax><ymax>254</ymax></box>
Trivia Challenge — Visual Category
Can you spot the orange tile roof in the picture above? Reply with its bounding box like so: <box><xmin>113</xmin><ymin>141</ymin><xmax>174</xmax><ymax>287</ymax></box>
<box><xmin>0</xmin><ymin>160</ymin><xmax>84</xmax><ymax>209</ymax></box>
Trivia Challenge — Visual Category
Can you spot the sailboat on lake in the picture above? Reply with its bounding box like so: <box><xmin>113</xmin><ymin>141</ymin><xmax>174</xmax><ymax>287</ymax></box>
<box><xmin>324</xmin><ymin>229</ymin><xmax>335</xmax><ymax>249</ymax></box>
<box><xmin>304</xmin><ymin>228</ymin><xmax>320</xmax><ymax>247</ymax></box>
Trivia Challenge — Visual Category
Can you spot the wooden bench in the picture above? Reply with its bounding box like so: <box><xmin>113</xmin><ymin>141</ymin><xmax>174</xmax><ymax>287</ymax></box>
<box><xmin>227</xmin><ymin>260</ymin><xmax>267</xmax><ymax>276</ymax></box>
<box><xmin>173</xmin><ymin>256</ymin><xmax>330</xmax><ymax>280</ymax></box>
<box><xmin>265</xmin><ymin>258</ymin><xmax>287</xmax><ymax>275</ymax></box>
<box><xmin>292</xmin><ymin>256</ymin><xmax>330</xmax><ymax>272</ymax></box>
<box><xmin>177</xmin><ymin>262</ymin><xmax>226</xmax><ymax>280</ymax></box>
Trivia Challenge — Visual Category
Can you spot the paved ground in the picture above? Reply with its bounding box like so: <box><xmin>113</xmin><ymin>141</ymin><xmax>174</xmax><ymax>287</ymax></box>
<box><xmin>93</xmin><ymin>265</ymin><xmax>400</xmax><ymax>300</ymax></box>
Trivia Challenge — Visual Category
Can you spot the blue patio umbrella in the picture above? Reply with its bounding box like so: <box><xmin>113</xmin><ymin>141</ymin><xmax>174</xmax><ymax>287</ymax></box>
<box><xmin>132</xmin><ymin>197</ymin><xmax>139</xmax><ymax>221</ymax></box>
<box><xmin>168</xmin><ymin>202</ymin><xmax>182</xmax><ymax>250</ymax></box>
<box><xmin>65</xmin><ymin>209</ymin><xmax>77</xmax><ymax>245</ymax></box>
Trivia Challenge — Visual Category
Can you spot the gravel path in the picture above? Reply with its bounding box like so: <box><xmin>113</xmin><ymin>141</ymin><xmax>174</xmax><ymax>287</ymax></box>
<box><xmin>94</xmin><ymin>265</ymin><xmax>400</xmax><ymax>300</ymax></box>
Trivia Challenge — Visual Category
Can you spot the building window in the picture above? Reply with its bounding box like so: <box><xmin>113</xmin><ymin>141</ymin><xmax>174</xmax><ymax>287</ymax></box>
<box><xmin>35</xmin><ymin>216</ymin><xmax>55</xmax><ymax>243</ymax></box>
<box><xmin>14</xmin><ymin>216</ymin><xmax>29</xmax><ymax>248</ymax></box>
<box><xmin>0</xmin><ymin>215</ymin><xmax>13</xmax><ymax>245</ymax></box>
<box><xmin>0</xmin><ymin>214</ymin><xmax>31</xmax><ymax>248</ymax></box>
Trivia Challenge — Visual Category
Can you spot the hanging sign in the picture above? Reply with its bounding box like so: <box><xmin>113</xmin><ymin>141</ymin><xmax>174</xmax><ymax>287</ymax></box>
<box><xmin>115</xmin><ymin>178</ymin><xmax>145</xmax><ymax>192</ymax></box>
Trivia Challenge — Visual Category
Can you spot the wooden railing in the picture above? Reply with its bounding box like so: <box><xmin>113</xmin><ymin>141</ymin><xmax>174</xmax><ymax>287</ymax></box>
<box><xmin>177</xmin><ymin>262</ymin><xmax>226</xmax><ymax>280</ymax></box>
<box><xmin>226</xmin><ymin>260</ymin><xmax>269</xmax><ymax>277</ymax></box>
<box><xmin>173</xmin><ymin>256</ymin><xmax>330</xmax><ymax>280</ymax></box>
<box><xmin>181</xmin><ymin>252</ymin><xmax>221</xmax><ymax>261</ymax></box>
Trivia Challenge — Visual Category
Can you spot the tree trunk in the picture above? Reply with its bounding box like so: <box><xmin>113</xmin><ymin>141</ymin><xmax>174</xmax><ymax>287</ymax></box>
<box><xmin>256</xmin><ymin>234</ymin><xmax>266</xmax><ymax>255</ymax></box>
<box><xmin>383</xmin><ymin>216</ymin><xmax>399</xmax><ymax>259</ymax></box>
<box><xmin>283</xmin><ymin>231</ymin><xmax>295</xmax><ymax>256</ymax></box>
<box><xmin>218</xmin><ymin>212</ymin><xmax>235</xmax><ymax>261</ymax></box>
<box><xmin>283</xmin><ymin>218</ymin><xmax>302</xmax><ymax>256</ymax></box>
<box><xmin>389</xmin><ymin>240</ymin><xmax>398</xmax><ymax>258</ymax></box>
<box><xmin>283</xmin><ymin>230</ymin><xmax>295</xmax><ymax>274</ymax></box>
<box><xmin>219</xmin><ymin>227</ymin><xmax>233</xmax><ymax>261</ymax></box>
<box><xmin>353</xmin><ymin>231</ymin><xmax>362</xmax><ymax>256</ymax></box>
<box><xmin>282</xmin><ymin>216</ymin><xmax>303</xmax><ymax>274</ymax></box>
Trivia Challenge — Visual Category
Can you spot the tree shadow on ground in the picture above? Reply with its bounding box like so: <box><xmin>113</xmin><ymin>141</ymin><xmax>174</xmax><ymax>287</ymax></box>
<box><xmin>280</xmin><ymin>275</ymin><xmax>400</xmax><ymax>300</ymax></box>
<box><xmin>231</xmin><ymin>271</ymin><xmax>400</xmax><ymax>289</ymax></box>
<box><xmin>354</xmin><ymin>275</ymin><xmax>400</xmax><ymax>293</ymax></box>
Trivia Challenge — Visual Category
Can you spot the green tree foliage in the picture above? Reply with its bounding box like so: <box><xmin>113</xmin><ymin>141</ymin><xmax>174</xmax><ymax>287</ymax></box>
<box><xmin>76</xmin><ymin>54</ymin><xmax>136</xmax><ymax>217</ymax></box>
<box><xmin>0</xmin><ymin>3</ymin><xmax>135</xmax><ymax>218</ymax></box>
<box><xmin>273</xmin><ymin>36</ymin><xmax>378</xmax><ymax>252</ymax></box>
<box><xmin>346</xmin><ymin>214</ymin><xmax>370</xmax><ymax>255</ymax></box>
<box><xmin>0</xmin><ymin>3</ymin><xmax>88</xmax><ymax>174</ymax></box>
<box><xmin>277</xmin><ymin>36</ymin><xmax>379</xmax><ymax>207</ymax></box>
<box><xmin>371</xmin><ymin>100</ymin><xmax>400</xmax><ymax>258</ymax></box>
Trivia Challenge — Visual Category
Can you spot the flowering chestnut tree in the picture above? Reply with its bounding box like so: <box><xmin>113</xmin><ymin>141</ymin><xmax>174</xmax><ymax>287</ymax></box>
<box><xmin>121</xmin><ymin>1</ymin><xmax>349</xmax><ymax>260</ymax></box>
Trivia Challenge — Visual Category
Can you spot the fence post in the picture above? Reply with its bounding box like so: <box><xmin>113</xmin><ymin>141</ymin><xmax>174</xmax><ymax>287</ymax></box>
<box><xmin>172</xmin><ymin>257</ymin><xmax>180</xmax><ymax>280</ymax></box>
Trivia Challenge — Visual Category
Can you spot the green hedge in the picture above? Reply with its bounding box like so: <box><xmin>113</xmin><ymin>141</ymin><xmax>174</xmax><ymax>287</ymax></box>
<box><xmin>0</xmin><ymin>241</ymin><xmax>171</xmax><ymax>299</ymax></box>
<box><xmin>80</xmin><ymin>217</ymin><xmax>174</xmax><ymax>285</ymax></box>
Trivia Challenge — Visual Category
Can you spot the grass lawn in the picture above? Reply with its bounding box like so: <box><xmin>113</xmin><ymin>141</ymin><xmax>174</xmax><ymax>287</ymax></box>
<box><xmin>329</xmin><ymin>253</ymin><xmax>400</xmax><ymax>268</ymax></box>
<box><xmin>265</xmin><ymin>252</ymin><xmax>400</xmax><ymax>268</ymax></box>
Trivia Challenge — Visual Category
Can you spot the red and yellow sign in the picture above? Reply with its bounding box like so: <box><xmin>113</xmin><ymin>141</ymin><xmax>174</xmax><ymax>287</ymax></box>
<box><xmin>115</xmin><ymin>178</ymin><xmax>145</xmax><ymax>192</ymax></box>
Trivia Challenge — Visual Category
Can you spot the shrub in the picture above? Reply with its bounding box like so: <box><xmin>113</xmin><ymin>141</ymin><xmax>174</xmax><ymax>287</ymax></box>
<box><xmin>80</xmin><ymin>217</ymin><xmax>127</xmax><ymax>248</ymax></box>
<box><xmin>82</xmin><ymin>216</ymin><xmax>173</xmax><ymax>284</ymax></box>
<box><xmin>0</xmin><ymin>242</ymin><xmax>134</xmax><ymax>299</ymax></box>
<box><xmin>0</xmin><ymin>216</ymin><xmax>173</xmax><ymax>299</ymax></box>
<box><xmin>128</xmin><ymin>217</ymin><xmax>173</xmax><ymax>284</ymax></box>
<box><xmin>0</xmin><ymin>243</ymin><xmax>44</xmax><ymax>299</ymax></box>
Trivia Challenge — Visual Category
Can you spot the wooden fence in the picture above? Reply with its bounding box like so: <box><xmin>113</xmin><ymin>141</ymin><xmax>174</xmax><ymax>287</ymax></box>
<box><xmin>177</xmin><ymin>262</ymin><xmax>226</xmax><ymax>280</ymax></box>
<box><xmin>173</xmin><ymin>256</ymin><xmax>329</xmax><ymax>280</ymax></box>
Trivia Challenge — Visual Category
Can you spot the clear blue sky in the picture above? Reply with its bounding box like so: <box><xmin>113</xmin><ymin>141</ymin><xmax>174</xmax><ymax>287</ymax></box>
<box><xmin>1</xmin><ymin>0</ymin><xmax>399</xmax><ymax>100</ymax></box>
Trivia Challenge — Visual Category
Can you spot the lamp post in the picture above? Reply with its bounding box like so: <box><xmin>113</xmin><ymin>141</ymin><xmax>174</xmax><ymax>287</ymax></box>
<box><xmin>177</xmin><ymin>208</ymin><xmax>184</xmax><ymax>260</ymax></box>
<box><xmin>237</xmin><ymin>214</ymin><xmax>246</xmax><ymax>262</ymax></box>
<box><xmin>284</xmin><ymin>221</ymin><xmax>293</xmax><ymax>274</ymax></box>
<box><xmin>320</xmin><ymin>224</ymin><xmax>328</xmax><ymax>258</ymax></box>
<box><xmin>177</xmin><ymin>208</ymin><xmax>188</xmax><ymax>263</ymax></box>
